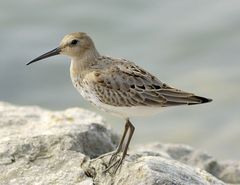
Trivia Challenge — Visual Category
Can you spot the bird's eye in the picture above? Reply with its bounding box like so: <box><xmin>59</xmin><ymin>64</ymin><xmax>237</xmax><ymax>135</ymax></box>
<box><xmin>70</xmin><ymin>39</ymin><xmax>79</xmax><ymax>45</ymax></box>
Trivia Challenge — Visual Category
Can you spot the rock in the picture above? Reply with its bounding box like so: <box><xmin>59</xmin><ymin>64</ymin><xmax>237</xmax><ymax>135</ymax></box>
<box><xmin>215</xmin><ymin>161</ymin><xmax>240</xmax><ymax>184</ymax></box>
<box><xmin>134</xmin><ymin>143</ymin><xmax>240</xmax><ymax>184</ymax></box>
<box><xmin>82</xmin><ymin>152</ymin><xmax>225</xmax><ymax>185</ymax></box>
<box><xmin>0</xmin><ymin>102</ymin><xmax>118</xmax><ymax>185</ymax></box>
<box><xmin>0</xmin><ymin>102</ymin><xmax>239</xmax><ymax>185</ymax></box>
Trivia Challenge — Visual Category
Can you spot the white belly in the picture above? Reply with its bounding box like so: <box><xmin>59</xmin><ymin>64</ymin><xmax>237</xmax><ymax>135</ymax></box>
<box><xmin>95</xmin><ymin>102</ymin><xmax>162</xmax><ymax>118</ymax></box>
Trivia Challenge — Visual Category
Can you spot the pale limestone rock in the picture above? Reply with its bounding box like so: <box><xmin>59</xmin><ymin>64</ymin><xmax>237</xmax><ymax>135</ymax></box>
<box><xmin>134</xmin><ymin>143</ymin><xmax>240</xmax><ymax>184</ymax></box>
<box><xmin>0</xmin><ymin>102</ymin><xmax>117</xmax><ymax>185</ymax></box>
<box><xmin>82</xmin><ymin>152</ymin><xmax>225</xmax><ymax>185</ymax></box>
<box><xmin>0</xmin><ymin>102</ymin><xmax>239</xmax><ymax>185</ymax></box>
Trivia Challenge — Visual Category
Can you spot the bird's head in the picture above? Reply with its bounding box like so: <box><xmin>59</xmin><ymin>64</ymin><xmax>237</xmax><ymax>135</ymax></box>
<box><xmin>27</xmin><ymin>32</ymin><xmax>97</xmax><ymax>65</ymax></box>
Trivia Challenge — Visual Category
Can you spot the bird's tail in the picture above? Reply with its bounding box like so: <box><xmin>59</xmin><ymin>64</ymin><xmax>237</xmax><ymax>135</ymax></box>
<box><xmin>159</xmin><ymin>88</ymin><xmax>212</xmax><ymax>106</ymax></box>
<box><xmin>190</xmin><ymin>95</ymin><xmax>212</xmax><ymax>104</ymax></box>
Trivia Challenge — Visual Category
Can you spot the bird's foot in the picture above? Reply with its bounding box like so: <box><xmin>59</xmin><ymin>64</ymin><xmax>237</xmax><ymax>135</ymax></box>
<box><xmin>91</xmin><ymin>150</ymin><xmax>116</xmax><ymax>162</ymax></box>
<box><xmin>103</xmin><ymin>156</ymin><xmax>123</xmax><ymax>174</ymax></box>
<box><xmin>108</xmin><ymin>150</ymin><xmax>120</xmax><ymax>166</ymax></box>
<box><xmin>103</xmin><ymin>151</ymin><xmax>129</xmax><ymax>174</ymax></box>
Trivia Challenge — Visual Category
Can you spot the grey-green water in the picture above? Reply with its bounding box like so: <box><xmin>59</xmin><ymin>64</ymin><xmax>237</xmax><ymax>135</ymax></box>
<box><xmin>1</xmin><ymin>0</ymin><xmax>240</xmax><ymax>160</ymax></box>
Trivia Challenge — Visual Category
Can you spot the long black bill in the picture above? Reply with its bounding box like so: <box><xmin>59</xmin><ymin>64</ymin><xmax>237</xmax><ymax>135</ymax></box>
<box><xmin>26</xmin><ymin>47</ymin><xmax>61</xmax><ymax>65</ymax></box>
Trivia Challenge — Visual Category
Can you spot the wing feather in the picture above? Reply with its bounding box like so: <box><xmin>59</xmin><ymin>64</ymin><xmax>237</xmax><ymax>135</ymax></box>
<box><xmin>87</xmin><ymin>59</ymin><xmax>211</xmax><ymax>107</ymax></box>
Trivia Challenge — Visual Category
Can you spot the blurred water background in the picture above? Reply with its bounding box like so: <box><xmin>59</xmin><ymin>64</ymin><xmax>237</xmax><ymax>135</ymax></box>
<box><xmin>0</xmin><ymin>0</ymin><xmax>240</xmax><ymax>160</ymax></box>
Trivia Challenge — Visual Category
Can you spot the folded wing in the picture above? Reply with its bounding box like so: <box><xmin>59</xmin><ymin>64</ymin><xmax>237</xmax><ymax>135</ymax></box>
<box><xmin>89</xmin><ymin>60</ymin><xmax>212</xmax><ymax>107</ymax></box>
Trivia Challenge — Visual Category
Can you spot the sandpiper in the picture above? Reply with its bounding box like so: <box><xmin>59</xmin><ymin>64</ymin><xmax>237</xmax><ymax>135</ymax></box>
<box><xmin>27</xmin><ymin>32</ymin><xmax>212</xmax><ymax>173</ymax></box>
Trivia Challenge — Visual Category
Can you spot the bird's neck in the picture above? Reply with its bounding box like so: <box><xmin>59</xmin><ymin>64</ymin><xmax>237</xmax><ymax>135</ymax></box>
<box><xmin>70</xmin><ymin>48</ymin><xmax>100</xmax><ymax>77</ymax></box>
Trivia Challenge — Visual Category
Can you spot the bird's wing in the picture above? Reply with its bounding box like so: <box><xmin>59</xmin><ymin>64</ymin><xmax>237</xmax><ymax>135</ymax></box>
<box><xmin>87</xmin><ymin>60</ymin><xmax>210</xmax><ymax>107</ymax></box>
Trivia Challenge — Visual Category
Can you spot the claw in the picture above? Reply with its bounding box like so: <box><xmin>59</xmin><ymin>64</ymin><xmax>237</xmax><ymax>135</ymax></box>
<box><xmin>108</xmin><ymin>151</ymin><xmax>120</xmax><ymax>165</ymax></box>
<box><xmin>103</xmin><ymin>157</ymin><xmax>123</xmax><ymax>174</ymax></box>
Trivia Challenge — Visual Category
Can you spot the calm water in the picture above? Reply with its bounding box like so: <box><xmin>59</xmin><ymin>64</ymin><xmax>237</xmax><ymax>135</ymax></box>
<box><xmin>1</xmin><ymin>0</ymin><xmax>240</xmax><ymax>160</ymax></box>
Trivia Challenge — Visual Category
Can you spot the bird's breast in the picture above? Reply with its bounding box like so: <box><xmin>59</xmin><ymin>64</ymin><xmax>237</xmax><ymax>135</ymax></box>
<box><xmin>71</xmin><ymin>75</ymin><xmax>103</xmax><ymax>109</ymax></box>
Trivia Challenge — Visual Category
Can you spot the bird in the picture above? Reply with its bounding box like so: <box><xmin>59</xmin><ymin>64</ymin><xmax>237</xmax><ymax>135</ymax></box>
<box><xmin>27</xmin><ymin>32</ymin><xmax>212</xmax><ymax>174</ymax></box>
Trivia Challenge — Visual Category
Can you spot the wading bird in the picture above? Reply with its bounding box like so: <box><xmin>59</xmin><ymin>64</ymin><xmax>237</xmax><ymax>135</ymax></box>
<box><xmin>27</xmin><ymin>32</ymin><xmax>212</xmax><ymax>173</ymax></box>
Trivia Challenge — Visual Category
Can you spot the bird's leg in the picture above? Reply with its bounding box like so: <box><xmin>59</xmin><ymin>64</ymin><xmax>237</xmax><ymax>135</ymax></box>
<box><xmin>121</xmin><ymin>119</ymin><xmax>135</xmax><ymax>162</ymax></box>
<box><xmin>112</xmin><ymin>119</ymin><xmax>135</xmax><ymax>173</ymax></box>
<box><xmin>104</xmin><ymin>119</ymin><xmax>135</xmax><ymax>174</ymax></box>
<box><xmin>108</xmin><ymin>119</ymin><xmax>130</xmax><ymax>165</ymax></box>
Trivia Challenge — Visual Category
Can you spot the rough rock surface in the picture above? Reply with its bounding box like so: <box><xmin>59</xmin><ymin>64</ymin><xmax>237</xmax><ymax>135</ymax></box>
<box><xmin>83</xmin><ymin>152</ymin><xmax>225</xmax><ymax>185</ymax></box>
<box><xmin>0</xmin><ymin>102</ymin><xmax>118</xmax><ymax>185</ymax></box>
<box><xmin>0</xmin><ymin>102</ymin><xmax>239</xmax><ymax>185</ymax></box>
<box><xmin>134</xmin><ymin>143</ymin><xmax>240</xmax><ymax>184</ymax></box>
